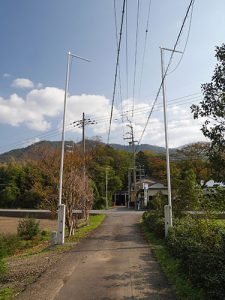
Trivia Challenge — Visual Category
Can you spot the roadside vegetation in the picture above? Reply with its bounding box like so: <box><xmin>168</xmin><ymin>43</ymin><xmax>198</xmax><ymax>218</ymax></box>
<box><xmin>0</xmin><ymin>214</ymin><xmax>105</xmax><ymax>299</ymax></box>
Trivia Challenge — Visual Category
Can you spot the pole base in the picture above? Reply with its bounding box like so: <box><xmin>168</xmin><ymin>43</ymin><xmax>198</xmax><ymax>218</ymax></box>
<box><xmin>164</xmin><ymin>205</ymin><xmax>172</xmax><ymax>237</ymax></box>
<box><xmin>57</xmin><ymin>204</ymin><xmax>66</xmax><ymax>244</ymax></box>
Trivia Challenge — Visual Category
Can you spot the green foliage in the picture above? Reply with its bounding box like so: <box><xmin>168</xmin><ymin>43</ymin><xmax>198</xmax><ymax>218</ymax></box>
<box><xmin>89</xmin><ymin>144</ymin><xmax>131</xmax><ymax>204</ymax></box>
<box><xmin>0</xmin><ymin>162</ymin><xmax>42</xmax><ymax>209</ymax></box>
<box><xmin>167</xmin><ymin>217</ymin><xmax>225</xmax><ymax>299</ymax></box>
<box><xmin>17</xmin><ymin>218</ymin><xmax>40</xmax><ymax>240</ymax></box>
<box><xmin>0</xmin><ymin>259</ymin><xmax>7</xmax><ymax>280</ymax></box>
<box><xmin>200</xmin><ymin>186</ymin><xmax>225</xmax><ymax>212</ymax></box>
<box><xmin>0</xmin><ymin>287</ymin><xmax>14</xmax><ymax>300</ymax></box>
<box><xmin>0</xmin><ymin>234</ymin><xmax>21</xmax><ymax>258</ymax></box>
<box><xmin>191</xmin><ymin>44</ymin><xmax>225</xmax><ymax>182</ymax></box>
<box><xmin>0</xmin><ymin>234</ymin><xmax>21</xmax><ymax>280</ymax></box>
<box><xmin>141</xmin><ymin>220</ymin><xmax>204</xmax><ymax>300</ymax></box>
<box><xmin>148</xmin><ymin>192</ymin><xmax>167</xmax><ymax>213</ymax></box>
<box><xmin>65</xmin><ymin>214</ymin><xmax>105</xmax><ymax>243</ymax></box>
<box><xmin>173</xmin><ymin>169</ymin><xmax>203</xmax><ymax>215</ymax></box>
<box><xmin>143</xmin><ymin>211</ymin><xmax>165</xmax><ymax>238</ymax></box>
<box><xmin>93</xmin><ymin>196</ymin><xmax>106</xmax><ymax>209</ymax></box>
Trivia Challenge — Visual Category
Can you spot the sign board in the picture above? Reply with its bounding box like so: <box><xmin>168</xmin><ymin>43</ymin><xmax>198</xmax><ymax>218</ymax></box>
<box><xmin>143</xmin><ymin>183</ymin><xmax>149</xmax><ymax>190</ymax></box>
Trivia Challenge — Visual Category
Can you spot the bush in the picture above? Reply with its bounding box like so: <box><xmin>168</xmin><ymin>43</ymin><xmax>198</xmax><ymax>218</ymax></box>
<box><xmin>143</xmin><ymin>211</ymin><xmax>165</xmax><ymax>238</ymax></box>
<box><xmin>17</xmin><ymin>218</ymin><xmax>40</xmax><ymax>240</ymax></box>
<box><xmin>0</xmin><ymin>234</ymin><xmax>20</xmax><ymax>258</ymax></box>
<box><xmin>93</xmin><ymin>196</ymin><xmax>106</xmax><ymax>209</ymax></box>
<box><xmin>0</xmin><ymin>258</ymin><xmax>7</xmax><ymax>280</ymax></box>
<box><xmin>167</xmin><ymin>217</ymin><xmax>225</xmax><ymax>299</ymax></box>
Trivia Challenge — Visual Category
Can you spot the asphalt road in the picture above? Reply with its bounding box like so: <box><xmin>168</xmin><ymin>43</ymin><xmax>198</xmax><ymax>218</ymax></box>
<box><xmin>17</xmin><ymin>208</ymin><xmax>175</xmax><ymax>300</ymax></box>
<box><xmin>55</xmin><ymin>208</ymin><xmax>175</xmax><ymax>300</ymax></box>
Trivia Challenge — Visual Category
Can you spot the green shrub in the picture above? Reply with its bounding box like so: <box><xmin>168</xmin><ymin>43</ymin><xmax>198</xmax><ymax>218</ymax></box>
<box><xmin>0</xmin><ymin>234</ymin><xmax>20</xmax><ymax>258</ymax></box>
<box><xmin>167</xmin><ymin>217</ymin><xmax>225</xmax><ymax>299</ymax></box>
<box><xmin>143</xmin><ymin>211</ymin><xmax>165</xmax><ymax>238</ymax></box>
<box><xmin>0</xmin><ymin>259</ymin><xmax>7</xmax><ymax>280</ymax></box>
<box><xmin>17</xmin><ymin>218</ymin><xmax>40</xmax><ymax>240</ymax></box>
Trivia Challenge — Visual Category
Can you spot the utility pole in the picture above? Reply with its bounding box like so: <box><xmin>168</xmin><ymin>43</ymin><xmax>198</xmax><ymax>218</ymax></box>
<box><xmin>128</xmin><ymin>169</ymin><xmax>131</xmax><ymax>208</ymax></box>
<box><xmin>124</xmin><ymin>122</ymin><xmax>138</xmax><ymax>209</ymax></box>
<box><xmin>72</xmin><ymin>113</ymin><xmax>96</xmax><ymax>218</ymax></box>
<box><xmin>72</xmin><ymin>113</ymin><xmax>97</xmax><ymax>185</ymax></box>
<box><xmin>160</xmin><ymin>46</ymin><xmax>182</xmax><ymax>236</ymax></box>
<box><xmin>82</xmin><ymin>112</ymin><xmax>86</xmax><ymax>183</ymax></box>
<box><xmin>105</xmin><ymin>168</ymin><xmax>109</xmax><ymax>209</ymax></box>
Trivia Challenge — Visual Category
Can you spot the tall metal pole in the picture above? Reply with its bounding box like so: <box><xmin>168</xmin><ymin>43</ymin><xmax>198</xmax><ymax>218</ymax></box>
<box><xmin>57</xmin><ymin>52</ymin><xmax>90</xmax><ymax>245</ymax></box>
<box><xmin>59</xmin><ymin>52</ymin><xmax>71</xmax><ymax>206</ymax></box>
<box><xmin>128</xmin><ymin>169</ymin><xmax>131</xmax><ymax>208</ymax></box>
<box><xmin>105</xmin><ymin>168</ymin><xmax>108</xmax><ymax>209</ymax></box>
<box><xmin>57</xmin><ymin>51</ymin><xmax>72</xmax><ymax>245</ymax></box>
<box><xmin>160</xmin><ymin>47</ymin><xmax>172</xmax><ymax>230</ymax></box>
<box><xmin>82</xmin><ymin>112</ymin><xmax>86</xmax><ymax>185</ymax></box>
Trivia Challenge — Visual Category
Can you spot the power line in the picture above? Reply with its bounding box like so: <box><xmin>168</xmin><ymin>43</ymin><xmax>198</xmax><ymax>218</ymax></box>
<box><xmin>168</xmin><ymin>0</ymin><xmax>195</xmax><ymax>75</ymax></box>
<box><xmin>125</xmin><ymin>0</ymin><xmax>129</xmax><ymax>101</ymax></box>
<box><xmin>107</xmin><ymin>0</ymin><xmax>126</xmax><ymax>144</ymax></box>
<box><xmin>136</xmin><ymin>0</ymin><xmax>195</xmax><ymax>149</ymax></box>
<box><xmin>0</xmin><ymin>90</ymin><xmax>201</xmax><ymax>153</ymax></box>
<box><xmin>94</xmin><ymin>96</ymin><xmax>202</xmax><ymax>125</ymax></box>
<box><xmin>138</xmin><ymin>0</ymin><xmax>152</xmax><ymax>99</ymax></box>
<box><xmin>113</xmin><ymin>0</ymin><xmax>124</xmax><ymax>119</ymax></box>
<box><xmin>85</xmin><ymin>92</ymin><xmax>202</xmax><ymax>124</ymax></box>
<box><xmin>113</xmin><ymin>0</ymin><xmax>126</xmax><ymax>145</ymax></box>
<box><xmin>131</xmin><ymin>0</ymin><xmax>140</xmax><ymax>118</ymax></box>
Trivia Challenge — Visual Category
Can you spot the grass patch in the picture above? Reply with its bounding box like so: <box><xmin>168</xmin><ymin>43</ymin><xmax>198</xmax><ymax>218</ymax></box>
<box><xmin>66</xmin><ymin>214</ymin><xmax>105</xmax><ymax>243</ymax></box>
<box><xmin>213</xmin><ymin>219</ymin><xmax>225</xmax><ymax>228</ymax></box>
<box><xmin>0</xmin><ymin>288</ymin><xmax>14</xmax><ymax>300</ymax></box>
<box><xmin>5</xmin><ymin>215</ymin><xmax>105</xmax><ymax>259</ymax></box>
<box><xmin>140</xmin><ymin>219</ymin><xmax>205</xmax><ymax>300</ymax></box>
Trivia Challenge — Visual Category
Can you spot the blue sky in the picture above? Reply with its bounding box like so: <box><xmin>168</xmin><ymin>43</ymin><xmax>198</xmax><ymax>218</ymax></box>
<box><xmin>0</xmin><ymin>0</ymin><xmax>225</xmax><ymax>153</ymax></box>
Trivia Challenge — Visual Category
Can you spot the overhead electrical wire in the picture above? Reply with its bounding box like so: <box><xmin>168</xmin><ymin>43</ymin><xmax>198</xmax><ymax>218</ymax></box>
<box><xmin>136</xmin><ymin>0</ymin><xmax>195</xmax><ymax>150</ymax></box>
<box><xmin>95</xmin><ymin>96</ymin><xmax>202</xmax><ymax>125</ymax></box>
<box><xmin>113</xmin><ymin>0</ymin><xmax>124</xmax><ymax>119</ymax></box>
<box><xmin>107</xmin><ymin>0</ymin><xmax>126</xmax><ymax>144</ymax></box>
<box><xmin>0</xmin><ymin>91</ymin><xmax>201</xmax><ymax>154</ymax></box>
<box><xmin>138</xmin><ymin>0</ymin><xmax>152</xmax><ymax>99</ymax></box>
<box><xmin>125</xmin><ymin>0</ymin><xmax>129</xmax><ymax>101</ymax></box>
<box><xmin>131</xmin><ymin>0</ymin><xmax>140</xmax><ymax>118</ymax></box>
<box><xmin>168</xmin><ymin>0</ymin><xmax>195</xmax><ymax>75</ymax></box>
<box><xmin>86</xmin><ymin>92</ymin><xmax>202</xmax><ymax>124</ymax></box>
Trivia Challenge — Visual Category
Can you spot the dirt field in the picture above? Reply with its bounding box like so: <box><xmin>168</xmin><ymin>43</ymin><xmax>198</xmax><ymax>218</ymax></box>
<box><xmin>0</xmin><ymin>217</ymin><xmax>57</xmax><ymax>235</ymax></box>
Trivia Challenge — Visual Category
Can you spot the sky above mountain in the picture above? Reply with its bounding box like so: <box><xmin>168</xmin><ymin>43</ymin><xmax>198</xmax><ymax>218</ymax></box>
<box><xmin>0</xmin><ymin>0</ymin><xmax>225</xmax><ymax>154</ymax></box>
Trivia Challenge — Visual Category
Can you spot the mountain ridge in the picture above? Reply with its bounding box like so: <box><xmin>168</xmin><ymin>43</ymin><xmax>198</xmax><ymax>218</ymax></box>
<box><xmin>0</xmin><ymin>140</ymin><xmax>178</xmax><ymax>163</ymax></box>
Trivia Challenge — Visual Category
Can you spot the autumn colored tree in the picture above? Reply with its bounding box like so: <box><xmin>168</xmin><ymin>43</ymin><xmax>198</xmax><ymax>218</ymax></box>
<box><xmin>34</xmin><ymin>148</ymin><xmax>94</xmax><ymax>236</ymax></box>
<box><xmin>136</xmin><ymin>150</ymin><xmax>166</xmax><ymax>183</ymax></box>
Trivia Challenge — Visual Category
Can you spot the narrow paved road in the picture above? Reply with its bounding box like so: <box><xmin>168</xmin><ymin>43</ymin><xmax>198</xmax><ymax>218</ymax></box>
<box><xmin>18</xmin><ymin>208</ymin><xmax>175</xmax><ymax>300</ymax></box>
<box><xmin>55</xmin><ymin>208</ymin><xmax>175</xmax><ymax>300</ymax></box>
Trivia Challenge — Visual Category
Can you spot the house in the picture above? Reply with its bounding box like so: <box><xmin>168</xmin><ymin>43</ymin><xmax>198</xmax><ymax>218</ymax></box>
<box><xmin>130</xmin><ymin>179</ymin><xmax>168</xmax><ymax>209</ymax></box>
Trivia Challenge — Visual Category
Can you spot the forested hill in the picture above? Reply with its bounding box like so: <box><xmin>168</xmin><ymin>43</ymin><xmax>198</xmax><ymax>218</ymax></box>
<box><xmin>110</xmin><ymin>143</ymin><xmax>177</xmax><ymax>154</ymax></box>
<box><xmin>0</xmin><ymin>140</ymin><xmax>178</xmax><ymax>163</ymax></box>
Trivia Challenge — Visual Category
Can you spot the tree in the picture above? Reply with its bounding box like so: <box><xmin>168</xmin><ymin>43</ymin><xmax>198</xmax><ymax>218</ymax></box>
<box><xmin>177</xmin><ymin>142</ymin><xmax>212</xmax><ymax>186</ymax></box>
<box><xmin>174</xmin><ymin>169</ymin><xmax>203</xmax><ymax>215</ymax></box>
<box><xmin>34</xmin><ymin>148</ymin><xmax>94</xmax><ymax>236</ymax></box>
<box><xmin>191</xmin><ymin>44</ymin><xmax>225</xmax><ymax>182</ymax></box>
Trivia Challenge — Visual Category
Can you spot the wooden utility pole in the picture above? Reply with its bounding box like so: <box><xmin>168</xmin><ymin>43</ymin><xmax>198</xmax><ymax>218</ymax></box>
<box><xmin>124</xmin><ymin>122</ymin><xmax>138</xmax><ymax>209</ymax></box>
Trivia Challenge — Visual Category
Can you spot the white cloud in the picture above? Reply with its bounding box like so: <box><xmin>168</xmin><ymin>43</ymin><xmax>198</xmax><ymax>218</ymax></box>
<box><xmin>23</xmin><ymin>137</ymin><xmax>40</xmax><ymax>147</ymax></box>
<box><xmin>0</xmin><ymin>86</ymin><xmax>206</xmax><ymax>147</ymax></box>
<box><xmin>12</xmin><ymin>78</ymin><xmax>34</xmax><ymax>89</ymax></box>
